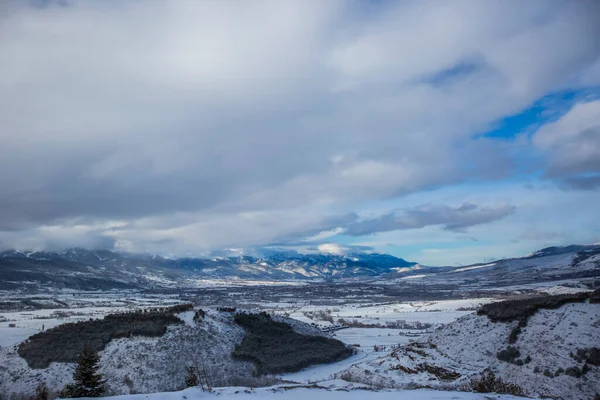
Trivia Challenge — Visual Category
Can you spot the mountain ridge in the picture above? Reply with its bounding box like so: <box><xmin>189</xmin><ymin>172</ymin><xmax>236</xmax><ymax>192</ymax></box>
<box><xmin>1</xmin><ymin>244</ymin><xmax>599</xmax><ymax>290</ymax></box>
<box><xmin>0</xmin><ymin>248</ymin><xmax>416</xmax><ymax>290</ymax></box>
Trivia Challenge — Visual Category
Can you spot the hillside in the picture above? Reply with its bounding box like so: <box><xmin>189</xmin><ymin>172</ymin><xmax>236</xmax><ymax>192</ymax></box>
<box><xmin>0</xmin><ymin>309</ymin><xmax>349</xmax><ymax>399</ymax></box>
<box><xmin>335</xmin><ymin>291</ymin><xmax>600</xmax><ymax>399</ymax></box>
<box><xmin>380</xmin><ymin>243</ymin><xmax>600</xmax><ymax>288</ymax></box>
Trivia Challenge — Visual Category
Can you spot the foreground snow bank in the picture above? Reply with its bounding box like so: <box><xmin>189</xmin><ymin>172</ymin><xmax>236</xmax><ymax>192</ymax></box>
<box><xmin>90</xmin><ymin>385</ymin><xmax>525</xmax><ymax>400</ymax></box>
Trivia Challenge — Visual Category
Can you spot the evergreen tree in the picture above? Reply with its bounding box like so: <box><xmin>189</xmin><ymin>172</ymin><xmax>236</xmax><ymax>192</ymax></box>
<box><xmin>61</xmin><ymin>345</ymin><xmax>105</xmax><ymax>397</ymax></box>
<box><xmin>185</xmin><ymin>366</ymin><xmax>199</xmax><ymax>387</ymax></box>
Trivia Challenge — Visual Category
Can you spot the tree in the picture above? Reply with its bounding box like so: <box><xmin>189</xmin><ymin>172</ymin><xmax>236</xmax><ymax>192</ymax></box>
<box><xmin>61</xmin><ymin>346</ymin><xmax>105</xmax><ymax>397</ymax></box>
<box><xmin>185</xmin><ymin>366</ymin><xmax>199</xmax><ymax>387</ymax></box>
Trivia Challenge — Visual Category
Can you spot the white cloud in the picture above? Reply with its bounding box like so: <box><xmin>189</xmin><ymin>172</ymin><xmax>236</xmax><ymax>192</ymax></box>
<box><xmin>0</xmin><ymin>1</ymin><xmax>599</xmax><ymax>257</ymax></box>
<box><xmin>317</xmin><ymin>243</ymin><xmax>345</xmax><ymax>255</ymax></box>
<box><xmin>533</xmin><ymin>100</ymin><xmax>600</xmax><ymax>187</ymax></box>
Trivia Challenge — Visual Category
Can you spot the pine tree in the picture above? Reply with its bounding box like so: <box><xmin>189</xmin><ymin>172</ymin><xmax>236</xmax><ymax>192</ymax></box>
<box><xmin>62</xmin><ymin>345</ymin><xmax>105</xmax><ymax>397</ymax></box>
<box><xmin>185</xmin><ymin>366</ymin><xmax>199</xmax><ymax>387</ymax></box>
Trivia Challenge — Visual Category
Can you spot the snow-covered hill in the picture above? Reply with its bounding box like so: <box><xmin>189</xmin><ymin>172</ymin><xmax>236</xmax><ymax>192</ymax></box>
<box><xmin>335</xmin><ymin>296</ymin><xmax>600</xmax><ymax>399</ymax></box>
<box><xmin>0</xmin><ymin>311</ymin><xmax>328</xmax><ymax>398</ymax></box>
<box><xmin>380</xmin><ymin>243</ymin><xmax>600</xmax><ymax>287</ymax></box>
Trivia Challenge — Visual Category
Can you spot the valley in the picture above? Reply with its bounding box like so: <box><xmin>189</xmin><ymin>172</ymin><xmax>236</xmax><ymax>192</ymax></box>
<box><xmin>1</xmin><ymin>244</ymin><xmax>599</xmax><ymax>400</ymax></box>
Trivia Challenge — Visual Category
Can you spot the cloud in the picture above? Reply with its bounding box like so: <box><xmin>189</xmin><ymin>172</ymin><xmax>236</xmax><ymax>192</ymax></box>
<box><xmin>0</xmin><ymin>1</ymin><xmax>599</xmax><ymax>255</ymax></box>
<box><xmin>518</xmin><ymin>229</ymin><xmax>562</xmax><ymax>241</ymax></box>
<box><xmin>533</xmin><ymin>100</ymin><xmax>600</xmax><ymax>189</ymax></box>
<box><xmin>344</xmin><ymin>203</ymin><xmax>516</xmax><ymax>236</ymax></box>
<box><xmin>317</xmin><ymin>243</ymin><xmax>345</xmax><ymax>255</ymax></box>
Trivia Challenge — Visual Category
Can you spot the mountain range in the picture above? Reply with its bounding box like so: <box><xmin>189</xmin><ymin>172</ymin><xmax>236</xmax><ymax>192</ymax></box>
<box><xmin>1</xmin><ymin>244</ymin><xmax>599</xmax><ymax>290</ymax></box>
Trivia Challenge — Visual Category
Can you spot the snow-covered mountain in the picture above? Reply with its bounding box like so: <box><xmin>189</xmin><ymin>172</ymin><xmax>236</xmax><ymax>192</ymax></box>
<box><xmin>1</xmin><ymin>244</ymin><xmax>599</xmax><ymax>290</ymax></box>
<box><xmin>381</xmin><ymin>243</ymin><xmax>600</xmax><ymax>288</ymax></box>
<box><xmin>0</xmin><ymin>248</ymin><xmax>415</xmax><ymax>290</ymax></box>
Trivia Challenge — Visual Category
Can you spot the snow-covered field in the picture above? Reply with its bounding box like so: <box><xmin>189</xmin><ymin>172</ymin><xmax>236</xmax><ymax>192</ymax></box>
<box><xmin>0</xmin><ymin>292</ymin><xmax>183</xmax><ymax>347</ymax></box>
<box><xmin>1</xmin><ymin>284</ymin><xmax>595</xmax><ymax>400</ymax></box>
<box><xmin>93</xmin><ymin>385</ymin><xmax>524</xmax><ymax>400</ymax></box>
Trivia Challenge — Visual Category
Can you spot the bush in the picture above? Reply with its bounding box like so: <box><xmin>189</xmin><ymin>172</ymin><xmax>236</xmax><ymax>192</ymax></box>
<box><xmin>18</xmin><ymin>305</ymin><xmax>187</xmax><ymax>368</ymax></box>
<box><xmin>565</xmin><ymin>366</ymin><xmax>582</xmax><ymax>378</ymax></box>
<box><xmin>232</xmin><ymin>312</ymin><xmax>352</xmax><ymax>374</ymax></box>
<box><xmin>496</xmin><ymin>346</ymin><xmax>520</xmax><ymax>363</ymax></box>
<box><xmin>571</xmin><ymin>347</ymin><xmax>600</xmax><ymax>366</ymax></box>
<box><xmin>469</xmin><ymin>370</ymin><xmax>525</xmax><ymax>396</ymax></box>
<box><xmin>185</xmin><ymin>366</ymin><xmax>199</xmax><ymax>387</ymax></box>
<box><xmin>416</xmin><ymin>363</ymin><xmax>461</xmax><ymax>381</ymax></box>
<box><xmin>34</xmin><ymin>383</ymin><xmax>49</xmax><ymax>400</ymax></box>
<box><xmin>193</xmin><ymin>309</ymin><xmax>206</xmax><ymax>323</ymax></box>
<box><xmin>582</xmin><ymin>363</ymin><xmax>590</xmax><ymax>375</ymax></box>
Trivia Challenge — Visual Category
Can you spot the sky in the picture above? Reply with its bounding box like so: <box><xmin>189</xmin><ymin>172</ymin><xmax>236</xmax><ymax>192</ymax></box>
<box><xmin>0</xmin><ymin>0</ymin><xmax>599</xmax><ymax>266</ymax></box>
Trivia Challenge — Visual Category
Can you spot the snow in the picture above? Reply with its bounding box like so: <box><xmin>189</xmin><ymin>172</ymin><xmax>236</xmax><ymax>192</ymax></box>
<box><xmin>2</xmin><ymin>282</ymin><xmax>597</xmax><ymax>400</ymax></box>
<box><xmin>88</xmin><ymin>385</ymin><xmax>525</xmax><ymax>400</ymax></box>
<box><xmin>335</xmin><ymin>301</ymin><xmax>600</xmax><ymax>400</ymax></box>
<box><xmin>177</xmin><ymin>310</ymin><xmax>196</xmax><ymax>327</ymax></box>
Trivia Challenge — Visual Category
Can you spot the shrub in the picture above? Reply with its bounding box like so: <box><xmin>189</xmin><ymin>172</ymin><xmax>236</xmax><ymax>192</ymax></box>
<box><xmin>185</xmin><ymin>366</ymin><xmax>199</xmax><ymax>387</ymax></box>
<box><xmin>417</xmin><ymin>363</ymin><xmax>461</xmax><ymax>381</ymax></box>
<box><xmin>571</xmin><ymin>347</ymin><xmax>600</xmax><ymax>366</ymax></box>
<box><xmin>496</xmin><ymin>346</ymin><xmax>520</xmax><ymax>363</ymax></box>
<box><xmin>565</xmin><ymin>366</ymin><xmax>582</xmax><ymax>378</ymax></box>
<box><xmin>193</xmin><ymin>309</ymin><xmax>206</xmax><ymax>323</ymax></box>
<box><xmin>582</xmin><ymin>363</ymin><xmax>590</xmax><ymax>375</ymax></box>
<box><xmin>232</xmin><ymin>312</ymin><xmax>352</xmax><ymax>374</ymax></box>
<box><xmin>34</xmin><ymin>383</ymin><xmax>49</xmax><ymax>400</ymax></box>
<box><xmin>469</xmin><ymin>370</ymin><xmax>525</xmax><ymax>396</ymax></box>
